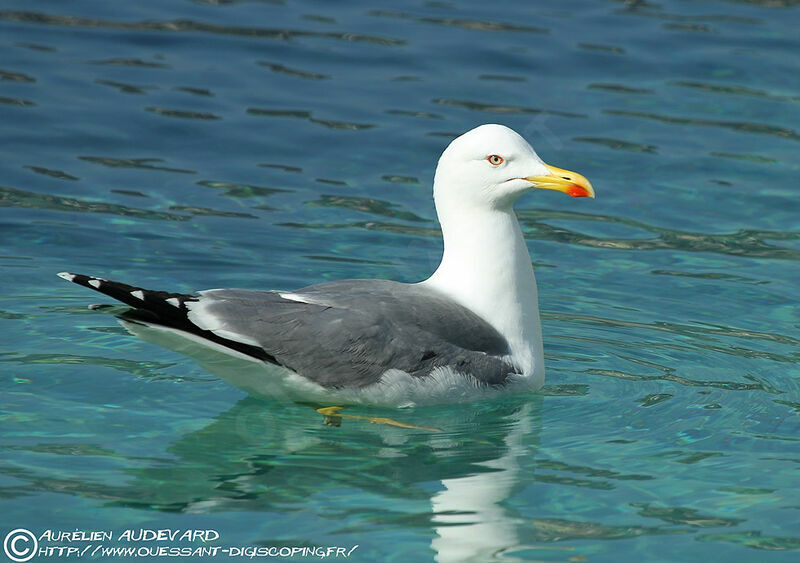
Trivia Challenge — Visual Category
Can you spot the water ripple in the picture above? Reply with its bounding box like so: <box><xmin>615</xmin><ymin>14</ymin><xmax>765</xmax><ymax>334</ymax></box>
<box><xmin>478</xmin><ymin>74</ymin><xmax>526</xmax><ymax>82</ymax></box>
<box><xmin>0</xmin><ymin>11</ymin><xmax>404</xmax><ymax>46</ymax></box>
<box><xmin>304</xmin><ymin>255</ymin><xmax>394</xmax><ymax>266</ymax></box>
<box><xmin>606</xmin><ymin>109</ymin><xmax>800</xmax><ymax>142</ymax></box>
<box><xmin>611</xmin><ymin>1</ymin><xmax>763</xmax><ymax>24</ymax></box>
<box><xmin>23</xmin><ymin>166</ymin><xmax>79</xmax><ymax>181</ymax></box>
<box><xmin>368</xmin><ymin>10</ymin><xmax>549</xmax><ymax>34</ymax></box>
<box><xmin>173</xmin><ymin>86</ymin><xmax>214</xmax><ymax>97</ymax></box>
<box><xmin>588</xmin><ymin>83</ymin><xmax>654</xmax><ymax>94</ymax></box>
<box><xmin>384</xmin><ymin>109</ymin><xmax>443</xmax><ymax>120</ymax></box>
<box><xmin>663</xmin><ymin>22</ymin><xmax>715</xmax><ymax>33</ymax></box>
<box><xmin>632</xmin><ymin>503</ymin><xmax>744</xmax><ymax>527</ymax></box>
<box><xmin>572</xmin><ymin>136</ymin><xmax>657</xmax><ymax>153</ymax></box>
<box><xmin>246</xmin><ymin>108</ymin><xmax>375</xmax><ymax>130</ymax></box>
<box><xmin>773</xmin><ymin>399</ymin><xmax>800</xmax><ymax>415</ymax></box>
<box><xmin>257</xmin><ymin>61</ymin><xmax>329</xmax><ymax>80</ymax></box>
<box><xmin>539</xmin><ymin>384</ymin><xmax>590</xmax><ymax>396</ymax></box>
<box><xmin>307</xmin><ymin>195</ymin><xmax>429</xmax><ymax>222</ymax></box>
<box><xmin>381</xmin><ymin>175</ymin><xmax>419</xmax><ymax>184</ymax></box>
<box><xmin>671</xmin><ymin>80</ymin><xmax>800</xmax><ymax>103</ymax></box>
<box><xmin>89</xmin><ymin>58</ymin><xmax>169</xmax><ymax>68</ymax></box>
<box><xmin>94</xmin><ymin>79</ymin><xmax>152</xmax><ymax>95</ymax></box>
<box><xmin>578</xmin><ymin>43</ymin><xmax>626</xmax><ymax>54</ymax></box>
<box><xmin>168</xmin><ymin>205</ymin><xmax>257</xmax><ymax>219</ymax></box>
<box><xmin>588</xmin><ymin>369</ymin><xmax>785</xmax><ymax>394</ymax></box>
<box><xmin>259</xmin><ymin>163</ymin><xmax>302</xmax><ymax>173</ymax></box>
<box><xmin>0</xmin><ymin>353</ymin><xmax>175</xmax><ymax>378</ymax></box>
<box><xmin>0</xmin><ymin>96</ymin><xmax>35</xmax><ymax>107</ymax></box>
<box><xmin>0</xmin><ymin>186</ymin><xmax>189</xmax><ymax>221</ymax></box>
<box><xmin>516</xmin><ymin>209</ymin><xmax>800</xmax><ymax>260</ymax></box>
<box><xmin>537</xmin><ymin>458</ymin><xmax>653</xmax><ymax>481</ymax></box>
<box><xmin>308</xmin><ymin>117</ymin><xmax>374</xmax><ymax>130</ymax></box>
<box><xmin>315</xmin><ymin>178</ymin><xmax>347</xmax><ymax>186</ymax></box>
<box><xmin>14</xmin><ymin>42</ymin><xmax>55</xmax><ymax>52</ymax></box>
<box><xmin>433</xmin><ymin>98</ymin><xmax>587</xmax><ymax>118</ymax></box>
<box><xmin>526</xmin><ymin>518</ymin><xmax>687</xmax><ymax>542</ymax></box>
<box><xmin>697</xmin><ymin>531</ymin><xmax>800</xmax><ymax>551</ymax></box>
<box><xmin>145</xmin><ymin>106</ymin><xmax>221</xmax><ymax>120</ymax></box>
<box><xmin>638</xmin><ymin>393</ymin><xmax>674</xmax><ymax>407</ymax></box>
<box><xmin>545</xmin><ymin>310</ymin><xmax>800</xmax><ymax>348</ymax></box>
<box><xmin>0</xmin><ymin>68</ymin><xmax>35</xmax><ymax>82</ymax></box>
<box><xmin>710</xmin><ymin>152</ymin><xmax>778</xmax><ymax>164</ymax></box>
<box><xmin>651</xmin><ymin>270</ymin><xmax>770</xmax><ymax>285</ymax></box>
<box><xmin>197</xmin><ymin>180</ymin><xmax>290</xmax><ymax>199</ymax></box>
<box><xmin>78</xmin><ymin>156</ymin><xmax>195</xmax><ymax>174</ymax></box>
<box><xmin>278</xmin><ymin>219</ymin><xmax>440</xmax><ymax>238</ymax></box>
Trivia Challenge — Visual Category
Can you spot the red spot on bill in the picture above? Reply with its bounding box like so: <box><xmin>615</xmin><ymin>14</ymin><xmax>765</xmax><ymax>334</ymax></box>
<box><xmin>566</xmin><ymin>184</ymin><xmax>592</xmax><ymax>198</ymax></box>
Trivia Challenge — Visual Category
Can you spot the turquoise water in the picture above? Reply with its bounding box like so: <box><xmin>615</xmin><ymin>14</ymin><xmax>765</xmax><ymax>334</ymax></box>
<box><xmin>1</xmin><ymin>0</ymin><xmax>799</xmax><ymax>561</ymax></box>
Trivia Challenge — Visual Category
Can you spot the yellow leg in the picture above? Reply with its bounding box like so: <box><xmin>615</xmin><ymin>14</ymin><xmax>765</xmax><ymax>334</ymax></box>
<box><xmin>315</xmin><ymin>406</ymin><xmax>441</xmax><ymax>432</ymax></box>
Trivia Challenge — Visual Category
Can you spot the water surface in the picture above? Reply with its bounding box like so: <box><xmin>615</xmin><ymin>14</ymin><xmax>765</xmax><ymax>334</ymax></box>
<box><xmin>1</xmin><ymin>1</ymin><xmax>799</xmax><ymax>561</ymax></box>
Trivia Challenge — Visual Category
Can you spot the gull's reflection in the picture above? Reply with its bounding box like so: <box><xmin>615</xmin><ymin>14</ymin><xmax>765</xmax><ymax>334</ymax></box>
<box><xmin>431</xmin><ymin>401</ymin><xmax>535</xmax><ymax>562</ymax></box>
<box><xmin>123</xmin><ymin>396</ymin><xmax>541</xmax><ymax>562</ymax></box>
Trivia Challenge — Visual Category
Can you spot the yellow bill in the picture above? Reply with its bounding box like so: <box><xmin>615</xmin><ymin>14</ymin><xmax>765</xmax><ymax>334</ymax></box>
<box><xmin>525</xmin><ymin>164</ymin><xmax>595</xmax><ymax>198</ymax></box>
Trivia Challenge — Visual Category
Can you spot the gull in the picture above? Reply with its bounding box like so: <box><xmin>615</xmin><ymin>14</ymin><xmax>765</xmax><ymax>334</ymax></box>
<box><xmin>58</xmin><ymin>124</ymin><xmax>594</xmax><ymax>407</ymax></box>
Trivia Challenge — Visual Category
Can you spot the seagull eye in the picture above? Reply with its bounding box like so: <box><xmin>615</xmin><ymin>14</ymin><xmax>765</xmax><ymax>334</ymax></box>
<box><xmin>487</xmin><ymin>155</ymin><xmax>504</xmax><ymax>166</ymax></box>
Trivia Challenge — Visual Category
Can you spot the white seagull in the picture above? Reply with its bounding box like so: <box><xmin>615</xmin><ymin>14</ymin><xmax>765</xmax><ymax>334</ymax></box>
<box><xmin>58</xmin><ymin>124</ymin><xmax>594</xmax><ymax>407</ymax></box>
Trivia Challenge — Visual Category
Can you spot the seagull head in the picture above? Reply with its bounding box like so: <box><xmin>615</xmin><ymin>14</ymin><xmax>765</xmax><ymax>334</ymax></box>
<box><xmin>433</xmin><ymin>124</ymin><xmax>594</xmax><ymax>211</ymax></box>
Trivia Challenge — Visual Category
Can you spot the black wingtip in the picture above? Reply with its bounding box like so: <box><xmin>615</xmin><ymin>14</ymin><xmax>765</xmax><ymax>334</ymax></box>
<box><xmin>57</xmin><ymin>271</ymin><xmax>275</xmax><ymax>363</ymax></box>
<box><xmin>58</xmin><ymin>270</ymin><xmax>194</xmax><ymax>323</ymax></box>
<box><xmin>57</xmin><ymin>272</ymin><xmax>111</xmax><ymax>292</ymax></box>
<box><xmin>56</xmin><ymin>272</ymin><xmax>181</xmax><ymax>309</ymax></box>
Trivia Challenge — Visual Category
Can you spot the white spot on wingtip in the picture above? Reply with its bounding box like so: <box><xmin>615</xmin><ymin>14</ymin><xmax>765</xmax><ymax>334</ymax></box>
<box><xmin>57</xmin><ymin>272</ymin><xmax>75</xmax><ymax>281</ymax></box>
<box><xmin>166</xmin><ymin>297</ymin><xmax>180</xmax><ymax>307</ymax></box>
<box><xmin>88</xmin><ymin>279</ymin><xmax>101</xmax><ymax>288</ymax></box>
<box><xmin>131</xmin><ymin>290</ymin><xmax>145</xmax><ymax>300</ymax></box>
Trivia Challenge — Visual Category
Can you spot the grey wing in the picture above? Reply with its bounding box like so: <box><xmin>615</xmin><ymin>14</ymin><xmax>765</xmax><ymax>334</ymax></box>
<box><xmin>189</xmin><ymin>280</ymin><xmax>518</xmax><ymax>388</ymax></box>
